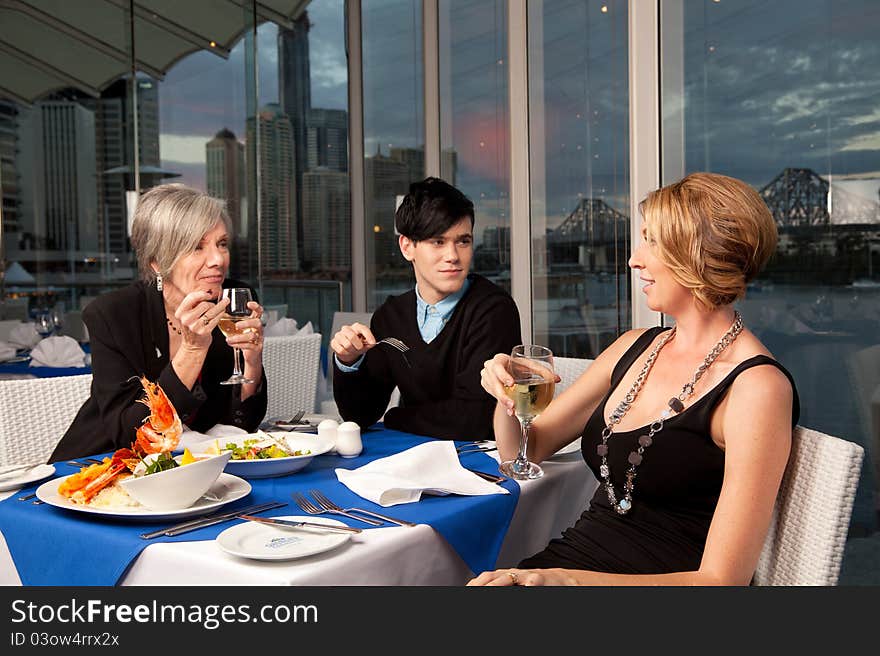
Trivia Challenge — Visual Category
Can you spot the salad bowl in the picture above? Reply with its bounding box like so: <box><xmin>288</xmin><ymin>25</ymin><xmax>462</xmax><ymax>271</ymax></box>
<box><xmin>119</xmin><ymin>451</ymin><xmax>232</xmax><ymax>510</ymax></box>
<box><xmin>205</xmin><ymin>432</ymin><xmax>336</xmax><ymax>479</ymax></box>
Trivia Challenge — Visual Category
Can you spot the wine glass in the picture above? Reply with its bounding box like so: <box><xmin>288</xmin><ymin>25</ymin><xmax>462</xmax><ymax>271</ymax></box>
<box><xmin>34</xmin><ymin>312</ymin><xmax>54</xmax><ymax>339</ymax></box>
<box><xmin>218</xmin><ymin>288</ymin><xmax>255</xmax><ymax>385</ymax></box>
<box><xmin>51</xmin><ymin>308</ymin><xmax>64</xmax><ymax>335</ymax></box>
<box><xmin>499</xmin><ymin>344</ymin><xmax>555</xmax><ymax>480</ymax></box>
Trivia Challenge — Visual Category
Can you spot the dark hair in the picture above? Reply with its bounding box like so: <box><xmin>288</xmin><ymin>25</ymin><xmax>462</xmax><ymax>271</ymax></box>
<box><xmin>394</xmin><ymin>177</ymin><xmax>475</xmax><ymax>241</ymax></box>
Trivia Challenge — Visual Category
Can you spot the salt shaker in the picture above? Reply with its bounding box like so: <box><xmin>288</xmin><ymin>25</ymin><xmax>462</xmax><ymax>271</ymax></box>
<box><xmin>317</xmin><ymin>419</ymin><xmax>339</xmax><ymax>452</ymax></box>
<box><xmin>335</xmin><ymin>421</ymin><xmax>363</xmax><ymax>458</ymax></box>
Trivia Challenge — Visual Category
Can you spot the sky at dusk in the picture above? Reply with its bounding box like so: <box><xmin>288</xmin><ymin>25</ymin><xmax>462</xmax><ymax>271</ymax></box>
<box><xmin>153</xmin><ymin>0</ymin><xmax>880</xmax><ymax>225</ymax></box>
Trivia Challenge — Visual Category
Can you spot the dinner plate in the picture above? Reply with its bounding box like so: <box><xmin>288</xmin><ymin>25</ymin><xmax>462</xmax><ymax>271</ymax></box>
<box><xmin>551</xmin><ymin>437</ymin><xmax>582</xmax><ymax>459</ymax></box>
<box><xmin>0</xmin><ymin>464</ymin><xmax>56</xmax><ymax>492</ymax></box>
<box><xmin>216</xmin><ymin>515</ymin><xmax>352</xmax><ymax>561</ymax></box>
<box><xmin>211</xmin><ymin>432</ymin><xmax>336</xmax><ymax>479</ymax></box>
<box><xmin>34</xmin><ymin>472</ymin><xmax>251</xmax><ymax>521</ymax></box>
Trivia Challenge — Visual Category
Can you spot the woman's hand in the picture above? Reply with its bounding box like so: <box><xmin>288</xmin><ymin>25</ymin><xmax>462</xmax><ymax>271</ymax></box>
<box><xmin>480</xmin><ymin>353</ymin><xmax>516</xmax><ymax>416</ymax></box>
<box><xmin>175</xmin><ymin>290</ymin><xmax>230</xmax><ymax>351</ymax></box>
<box><xmin>466</xmin><ymin>568</ymin><xmax>580</xmax><ymax>586</ymax></box>
<box><xmin>228</xmin><ymin>300</ymin><xmax>265</xmax><ymax>369</ymax></box>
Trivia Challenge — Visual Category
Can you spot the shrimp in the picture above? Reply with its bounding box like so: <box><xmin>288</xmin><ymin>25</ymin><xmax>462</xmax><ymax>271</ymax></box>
<box><xmin>57</xmin><ymin>449</ymin><xmax>134</xmax><ymax>505</ymax></box>
<box><xmin>134</xmin><ymin>376</ymin><xmax>182</xmax><ymax>455</ymax></box>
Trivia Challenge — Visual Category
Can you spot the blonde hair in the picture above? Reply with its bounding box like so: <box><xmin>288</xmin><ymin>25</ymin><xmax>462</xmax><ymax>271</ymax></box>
<box><xmin>639</xmin><ymin>172</ymin><xmax>777</xmax><ymax>309</ymax></box>
<box><xmin>130</xmin><ymin>184</ymin><xmax>231</xmax><ymax>283</ymax></box>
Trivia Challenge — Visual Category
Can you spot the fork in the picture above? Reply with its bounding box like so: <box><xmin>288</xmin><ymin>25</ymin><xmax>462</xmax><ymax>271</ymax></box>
<box><xmin>377</xmin><ymin>337</ymin><xmax>412</xmax><ymax>367</ymax></box>
<box><xmin>291</xmin><ymin>491</ymin><xmax>382</xmax><ymax>526</ymax></box>
<box><xmin>309</xmin><ymin>489</ymin><xmax>417</xmax><ymax>528</ymax></box>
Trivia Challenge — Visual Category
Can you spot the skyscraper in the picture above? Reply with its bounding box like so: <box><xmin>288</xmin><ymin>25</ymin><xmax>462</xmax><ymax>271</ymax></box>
<box><xmin>278</xmin><ymin>13</ymin><xmax>311</xmax><ymax>264</ymax></box>
<box><xmin>306</xmin><ymin>108</ymin><xmax>348</xmax><ymax>172</ymax></box>
<box><xmin>0</xmin><ymin>100</ymin><xmax>20</xmax><ymax>237</ymax></box>
<box><xmin>17</xmin><ymin>99</ymin><xmax>97</xmax><ymax>252</ymax></box>
<box><xmin>206</xmin><ymin>128</ymin><xmax>245</xmax><ymax>235</ymax></box>
<box><xmin>302</xmin><ymin>168</ymin><xmax>350</xmax><ymax>271</ymax></box>
<box><xmin>246</xmin><ymin>103</ymin><xmax>298</xmax><ymax>273</ymax></box>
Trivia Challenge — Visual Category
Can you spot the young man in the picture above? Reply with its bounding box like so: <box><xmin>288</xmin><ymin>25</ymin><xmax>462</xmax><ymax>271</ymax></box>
<box><xmin>331</xmin><ymin>177</ymin><xmax>522</xmax><ymax>440</ymax></box>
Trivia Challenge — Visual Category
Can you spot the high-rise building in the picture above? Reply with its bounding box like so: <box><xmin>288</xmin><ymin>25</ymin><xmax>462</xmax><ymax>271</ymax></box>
<box><xmin>246</xmin><ymin>103</ymin><xmax>298</xmax><ymax>273</ymax></box>
<box><xmin>306</xmin><ymin>109</ymin><xmax>347</xmax><ymax>172</ymax></box>
<box><xmin>85</xmin><ymin>77</ymin><xmax>161</xmax><ymax>258</ymax></box>
<box><xmin>206</xmin><ymin>128</ymin><xmax>245</xmax><ymax>235</ymax></box>
<box><xmin>302</xmin><ymin>168</ymin><xmax>350</xmax><ymax>271</ymax></box>
<box><xmin>365</xmin><ymin>152</ymin><xmax>410</xmax><ymax>269</ymax></box>
<box><xmin>17</xmin><ymin>99</ymin><xmax>97</xmax><ymax>252</ymax></box>
<box><xmin>0</xmin><ymin>100</ymin><xmax>20</xmax><ymax>237</ymax></box>
<box><xmin>278</xmin><ymin>13</ymin><xmax>311</xmax><ymax>264</ymax></box>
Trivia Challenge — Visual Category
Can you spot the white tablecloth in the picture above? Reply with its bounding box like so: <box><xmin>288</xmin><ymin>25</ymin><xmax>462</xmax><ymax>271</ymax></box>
<box><xmin>0</xmin><ymin>453</ymin><xmax>596</xmax><ymax>586</ymax></box>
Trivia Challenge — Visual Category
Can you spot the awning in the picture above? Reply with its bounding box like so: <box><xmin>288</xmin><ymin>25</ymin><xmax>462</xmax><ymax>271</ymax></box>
<box><xmin>0</xmin><ymin>0</ymin><xmax>309</xmax><ymax>105</ymax></box>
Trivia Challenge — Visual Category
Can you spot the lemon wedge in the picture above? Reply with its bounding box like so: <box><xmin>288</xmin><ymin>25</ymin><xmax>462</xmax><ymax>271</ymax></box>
<box><xmin>180</xmin><ymin>448</ymin><xmax>196</xmax><ymax>465</ymax></box>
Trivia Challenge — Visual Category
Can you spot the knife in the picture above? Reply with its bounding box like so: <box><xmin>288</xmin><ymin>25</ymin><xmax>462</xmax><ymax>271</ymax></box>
<box><xmin>239</xmin><ymin>515</ymin><xmax>362</xmax><ymax>534</ymax></box>
<box><xmin>140</xmin><ymin>501</ymin><xmax>287</xmax><ymax>539</ymax></box>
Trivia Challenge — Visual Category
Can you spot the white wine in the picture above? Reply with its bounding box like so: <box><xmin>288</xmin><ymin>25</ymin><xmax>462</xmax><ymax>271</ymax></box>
<box><xmin>218</xmin><ymin>316</ymin><xmax>246</xmax><ymax>338</ymax></box>
<box><xmin>504</xmin><ymin>375</ymin><xmax>555</xmax><ymax>422</ymax></box>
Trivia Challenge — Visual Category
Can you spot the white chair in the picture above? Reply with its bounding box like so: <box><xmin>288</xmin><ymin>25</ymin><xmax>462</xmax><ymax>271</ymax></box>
<box><xmin>753</xmin><ymin>425</ymin><xmax>864</xmax><ymax>585</ymax></box>
<box><xmin>0</xmin><ymin>374</ymin><xmax>93</xmax><ymax>465</ymax></box>
<box><xmin>553</xmin><ymin>356</ymin><xmax>594</xmax><ymax>397</ymax></box>
<box><xmin>262</xmin><ymin>333</ymin><xmax>322</xmax><ymax>419</ymax></box>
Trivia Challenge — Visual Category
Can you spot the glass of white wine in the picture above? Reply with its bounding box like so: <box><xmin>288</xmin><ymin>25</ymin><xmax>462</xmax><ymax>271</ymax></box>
<box><xmin>499</xmin><ymin>344</ymin><xmax>555</xmax><ymax>480</ymax></box>
<box><xmin>218</xmin><ymin>287</ymin><xmax>255</xmax><ymax>385</ymax></box>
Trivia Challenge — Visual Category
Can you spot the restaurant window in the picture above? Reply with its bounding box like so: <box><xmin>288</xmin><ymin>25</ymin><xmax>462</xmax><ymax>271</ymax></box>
<box><xmin>362</xmin><ymin>0</ymin><xmax>424</xmax><ymax>310</ymax></box>
<box><xmin>660</xmin><ymin>0</ymin><xmax>880</xmax><ymax>540</ymax></box>
<box><xmin>527</xmin><ymin>0</ymin><xmax>630</xmax><ymax>357</ymax></box>
<box><xmin>439</xmin><ymin>0</ymin><xmax>511</xmax><ymax>293</ymax></box>
<box><xmin>261</xmin><ymin>0</ymin><xmax>350</xmax><ymax>336</ymax></box>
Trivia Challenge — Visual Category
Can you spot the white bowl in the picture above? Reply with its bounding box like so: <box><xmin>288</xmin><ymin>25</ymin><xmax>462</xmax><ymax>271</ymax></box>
<box><xmin>119</xmin><ymin>451</ymin><xmax>232</xmax><ymax>510</ymax></box>
<box><xmin>217</xmin><ymin>432</ymin><xmax>335</xmax><ymax>479</ymax></box>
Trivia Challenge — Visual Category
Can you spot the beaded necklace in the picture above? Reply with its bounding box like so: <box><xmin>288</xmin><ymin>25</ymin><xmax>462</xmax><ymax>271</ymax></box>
<box><xmin>598</xmin><ymin>311</ymin><xmax>744</xmax><ymax>515</ymax></box>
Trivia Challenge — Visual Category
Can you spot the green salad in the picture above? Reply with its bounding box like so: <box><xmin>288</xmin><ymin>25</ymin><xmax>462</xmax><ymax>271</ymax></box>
<box><xmin>224</xmin><ymin>438</ymin><xmax>311</xmax><ymax>461</ymax></box>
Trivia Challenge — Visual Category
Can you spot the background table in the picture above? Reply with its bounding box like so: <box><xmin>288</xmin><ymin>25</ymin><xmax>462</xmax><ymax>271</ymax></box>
<box><xmin>0</xmin><ymin>451</ymin><xmax>596</xmax><ymax>586</ymax></box>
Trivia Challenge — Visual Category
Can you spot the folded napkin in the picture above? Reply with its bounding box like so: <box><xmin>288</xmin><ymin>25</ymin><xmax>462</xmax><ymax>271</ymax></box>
<box><xmin>8</xmin><ymin>322</ymin><xmax>40</xmax><ymax>349</ymax></box>
<box><xmin>335</xmin><ymin>440</ymin><xmax>509</xmax><ymax>507</ymax></box>
<box><xmin>0</xmin><ymin>341</ymin><xmax>15</xmax><ymax>361</ymax></box>
<box><xmin>264</xmin><ymin>317</ymin><xmax>299</xmax><ymax>337</ymax></box>
<box><xmin>28</xmin><ymin>336</ymin><xmax>86</xmax><ymax>367</ymax></box>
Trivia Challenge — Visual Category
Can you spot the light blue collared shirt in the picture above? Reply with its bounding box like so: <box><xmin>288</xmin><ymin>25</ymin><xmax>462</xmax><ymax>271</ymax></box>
<box><xmin>335</xmin><ymin>277</ymin><xmax>471</xmax><ymax>372</ymax></box>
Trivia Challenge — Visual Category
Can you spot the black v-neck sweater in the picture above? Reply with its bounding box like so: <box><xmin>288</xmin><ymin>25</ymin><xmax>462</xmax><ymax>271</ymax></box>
<box><xmin>333</xmin><ymin>274</ymin><xmax>522</xmax><ymax>441</ymax></box>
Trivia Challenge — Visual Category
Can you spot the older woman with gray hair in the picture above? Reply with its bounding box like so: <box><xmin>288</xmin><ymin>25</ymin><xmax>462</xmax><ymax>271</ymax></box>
<box><xmin>50</xmin><ymin>184</ymin><xmax>267</xmax><ymax>462</ymax></box>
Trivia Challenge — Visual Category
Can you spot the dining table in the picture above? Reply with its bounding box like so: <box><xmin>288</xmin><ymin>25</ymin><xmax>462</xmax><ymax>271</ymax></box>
<box><xmin>0</xmin><ymin>427</ymin><xmax>597</xmax><ymax>586</ymax></box>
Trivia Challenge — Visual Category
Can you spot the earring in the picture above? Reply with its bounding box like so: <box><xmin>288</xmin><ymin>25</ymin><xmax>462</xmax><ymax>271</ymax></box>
<box><xmin>155</xmin><ymin>273</ymin><xmax>163</xmax><ymax>292</ymax></box>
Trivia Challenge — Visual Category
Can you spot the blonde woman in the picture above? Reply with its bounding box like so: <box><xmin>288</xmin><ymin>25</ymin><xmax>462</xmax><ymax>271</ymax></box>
<box><xmin>50</xmin><ymin>184</ymin><xmax>266</xmax><ymax>462</ymax></box>
<box><xmin>471</xmin><ymin>173</ymin><xmax>799</xmax><ymax>586</ymax></box>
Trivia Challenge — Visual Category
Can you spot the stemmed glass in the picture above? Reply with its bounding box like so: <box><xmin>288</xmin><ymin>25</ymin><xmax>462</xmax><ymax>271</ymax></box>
<box><xmin>499</xmin><ymin>344</ymin><xmax>555</xmax><ymax>480</ymax></box>
<box><xmin>51</xmin><ymin>308</ymin><xmax>64</xmax><ymax>335</ymax></box>
<box><xmin>218</xmin><ymin>288</ymin><xmax>255</xmax><ymax>385</ymax></box>
<box><xmin>34</xmin><ymin>312</ymin><xmax>54</xmax><ymax>340</ymax></box>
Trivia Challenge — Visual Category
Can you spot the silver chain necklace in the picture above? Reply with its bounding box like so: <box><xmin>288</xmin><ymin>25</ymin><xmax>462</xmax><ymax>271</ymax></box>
<box><xmin>599</xmin><ymin>311</ymin><xmax>744</xmax><ymax>515</ymax></box>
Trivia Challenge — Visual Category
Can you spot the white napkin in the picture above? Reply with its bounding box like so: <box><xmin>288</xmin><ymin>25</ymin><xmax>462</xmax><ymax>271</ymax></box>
<box><xmin>0</xmin><ymin>341</ymin><xmax>15</xmax><ymax>361</ymax></box>
<box><xmin>335</xmin><ymin>441</ymin><xmax>509</xmax><ymax>507</ymax></box>
<box><xmin>264</xmin><ymin>317</ymin><xmax>299</xmax><ymax>337</ymax></box>
<box><xmin>8</xmin><ymin>323</ymin><xmax>40</xmax><ymax>349</ymax></box>
<box><xmin>28</xmin><ymin>336</ymin><xmax>86</xmax><ymax>367</ymax></box>
<box><xmin>296</xmin><ymin>321</ymin><xmax>314</xmax><ymax>336</ymax></box>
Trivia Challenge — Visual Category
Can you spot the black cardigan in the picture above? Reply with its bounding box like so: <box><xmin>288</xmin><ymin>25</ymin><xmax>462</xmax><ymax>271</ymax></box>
<box><xmin>49</xmin><ymin>280</ymin><xmax>267</xmax><ymax>462</ymax></box>
<box><xmin>333</xmin><ymin>274</ymin><xmax>522</xmax><ymax>441</ymax></box>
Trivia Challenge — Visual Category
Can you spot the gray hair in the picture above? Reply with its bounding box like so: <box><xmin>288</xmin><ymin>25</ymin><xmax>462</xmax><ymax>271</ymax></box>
<box><xmin>130</xmin><ymin>184</ymin><xmax>232</xmax><ymax>283</ymax></box>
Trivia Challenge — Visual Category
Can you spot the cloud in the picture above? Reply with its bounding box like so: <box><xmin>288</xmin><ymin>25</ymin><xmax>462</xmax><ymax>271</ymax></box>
<box><xmin>159</xmin><ymin>134</ymin><xmax>210</xmax><ymax>165</ymax></box>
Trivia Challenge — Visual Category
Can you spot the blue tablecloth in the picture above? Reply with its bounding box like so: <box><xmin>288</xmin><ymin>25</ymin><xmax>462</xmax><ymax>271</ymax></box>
<box><xmin>0</xmin><ymin>343</ymin><xmax>91</xmax><ymax>378</ymax></box>
<box><xmin>0</xmin><ymin>427</ymin><xmax>519</xmax><ymax>586</ymax></box>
